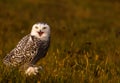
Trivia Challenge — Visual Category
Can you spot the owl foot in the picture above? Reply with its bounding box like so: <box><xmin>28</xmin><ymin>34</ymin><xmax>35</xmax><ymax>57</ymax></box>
<box><xmin>25</xmin><ymin>66</ymin><xmax>43</xmax><ymax>76</ymax></box>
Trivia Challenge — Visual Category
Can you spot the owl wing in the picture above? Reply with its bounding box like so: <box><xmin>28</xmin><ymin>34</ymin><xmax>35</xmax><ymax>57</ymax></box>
<box><xmin>3</xmin><ymin>34</ymin><xmax>30</xmax><ymax>66</ymax></box>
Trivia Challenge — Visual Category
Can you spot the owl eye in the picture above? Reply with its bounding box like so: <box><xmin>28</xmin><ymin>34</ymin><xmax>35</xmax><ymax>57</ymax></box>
<box><xmin>35</xmin><ymin>26</ymin><xmax>38</xmax><ymax>29</ymax></box>
<box><xmin>43</xmin><ymin>27</ymin><xmax>46</xmax><ymax>29</ymax></box>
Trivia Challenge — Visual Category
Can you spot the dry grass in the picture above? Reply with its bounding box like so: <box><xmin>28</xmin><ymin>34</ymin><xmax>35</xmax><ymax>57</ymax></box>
<box><xmin>0</xmin><ymin>0</ymin><xmax>120</xmax><ymax>83</ymax></box>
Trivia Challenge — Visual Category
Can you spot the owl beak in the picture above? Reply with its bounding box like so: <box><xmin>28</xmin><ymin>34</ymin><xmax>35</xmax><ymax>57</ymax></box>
<box><xmin>38</xmin><ymin>31</ymin><xmax>44</xmax><ymax>36</ymax></box>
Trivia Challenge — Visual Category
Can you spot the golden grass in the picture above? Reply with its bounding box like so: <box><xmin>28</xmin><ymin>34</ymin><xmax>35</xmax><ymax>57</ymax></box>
<box><xmin>0</xmin><ymin>0</ymin><xmax>120</xmax><ymax>83</ymax></box>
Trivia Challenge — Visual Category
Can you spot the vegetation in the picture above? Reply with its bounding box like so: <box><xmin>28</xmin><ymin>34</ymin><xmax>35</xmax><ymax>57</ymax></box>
<box><xmin>0</xmin><ymin>0</ymin><xmax>120</xmax><ymax>82</ymax></box>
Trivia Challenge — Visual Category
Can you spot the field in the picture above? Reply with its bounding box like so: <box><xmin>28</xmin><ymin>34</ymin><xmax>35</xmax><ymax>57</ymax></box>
<box><xmin>0</xmin><ymin>0</ymin><xmax>120</xmax><ymax>83</ymax></box>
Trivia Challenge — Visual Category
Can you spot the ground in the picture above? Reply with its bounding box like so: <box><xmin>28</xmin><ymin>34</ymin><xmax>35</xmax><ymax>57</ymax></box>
<box><xmin>0</xmin><ymin>0</ymin><xmax>120</xmax><ymax>83</ymax></box>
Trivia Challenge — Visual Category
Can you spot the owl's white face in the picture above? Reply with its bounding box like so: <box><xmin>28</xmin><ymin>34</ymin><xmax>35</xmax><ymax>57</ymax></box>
<box><xmin>30</xmin><ymin>23</ymin><xmax>50</xmax><ymax>40</ymax></box>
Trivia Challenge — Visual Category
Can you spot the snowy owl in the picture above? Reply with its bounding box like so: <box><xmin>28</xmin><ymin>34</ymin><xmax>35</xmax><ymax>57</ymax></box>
<box><xmin>3</xmin><ymin>22</ymin><xmax>50</xmax><ymax>75</ymax></box>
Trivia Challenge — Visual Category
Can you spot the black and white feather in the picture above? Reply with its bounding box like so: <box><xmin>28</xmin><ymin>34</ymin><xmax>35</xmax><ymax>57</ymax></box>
<box><xmin>3</xmin><ymin>23</ymin><xmax>50</xmax><ymax>75</ymax></box>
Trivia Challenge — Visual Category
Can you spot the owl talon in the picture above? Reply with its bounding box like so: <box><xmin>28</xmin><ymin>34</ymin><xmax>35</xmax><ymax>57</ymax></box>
<box><xmin>25</xmin><ymin>66</ymin><xmax>43</xmax><ymax>76</ymax></box>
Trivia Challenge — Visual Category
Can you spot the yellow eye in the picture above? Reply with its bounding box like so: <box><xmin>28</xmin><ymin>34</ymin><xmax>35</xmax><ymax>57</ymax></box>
<box><xmin>35</xmin><ymin>26</ymin><xmax>38</xmax><ymax>29</ymax></box>
<box><xmin>43</xmin><ymin>27</ymin><xmax>46</xmax><ymax>29</ymax></box>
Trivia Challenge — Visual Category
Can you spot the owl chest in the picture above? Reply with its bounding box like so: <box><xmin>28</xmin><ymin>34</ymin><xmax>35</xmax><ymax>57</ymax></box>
<box><xmin>22</xmin><ymin>42</ymin><xmax>38</xmax><ymax>57</ymax></box>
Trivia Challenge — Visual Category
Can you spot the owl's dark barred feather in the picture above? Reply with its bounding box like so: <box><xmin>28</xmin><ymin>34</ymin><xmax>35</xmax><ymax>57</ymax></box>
<box><xmin>3</xmin><ymin>34</ymin><xmax>50</xmax><ymax>67</ymax></box>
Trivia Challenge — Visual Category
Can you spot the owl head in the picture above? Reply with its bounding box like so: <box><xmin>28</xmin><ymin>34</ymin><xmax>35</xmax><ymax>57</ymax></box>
<box><xmin>30</xmin><ymin>22</ymin><xmax>50</xmax><ymax>40</ymax></box>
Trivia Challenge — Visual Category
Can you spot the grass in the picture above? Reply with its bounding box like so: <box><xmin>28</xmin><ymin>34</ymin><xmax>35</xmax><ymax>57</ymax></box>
<box><xmin>0</xmin><ymin>0</ymin><xmax>120</xmax><ymax>83</ymax></box>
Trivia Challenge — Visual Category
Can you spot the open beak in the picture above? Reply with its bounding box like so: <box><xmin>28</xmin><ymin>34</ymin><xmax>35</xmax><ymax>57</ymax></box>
<box><xmin>38</xmin><ymin>31</ymin><xmax>44</xmax><ymax>36</ymax></box>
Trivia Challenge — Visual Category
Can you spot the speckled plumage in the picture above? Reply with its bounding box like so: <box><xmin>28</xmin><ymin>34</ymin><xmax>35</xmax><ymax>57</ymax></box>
<box><xmin>3</xmin><ymin>34</ymin><xmax>50</xmax><ymax>66</ymax></box>
<box><xmin>3</xmin><ymin>23</ymin><xmax>50</xmax><ymax>75</ymax></box>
